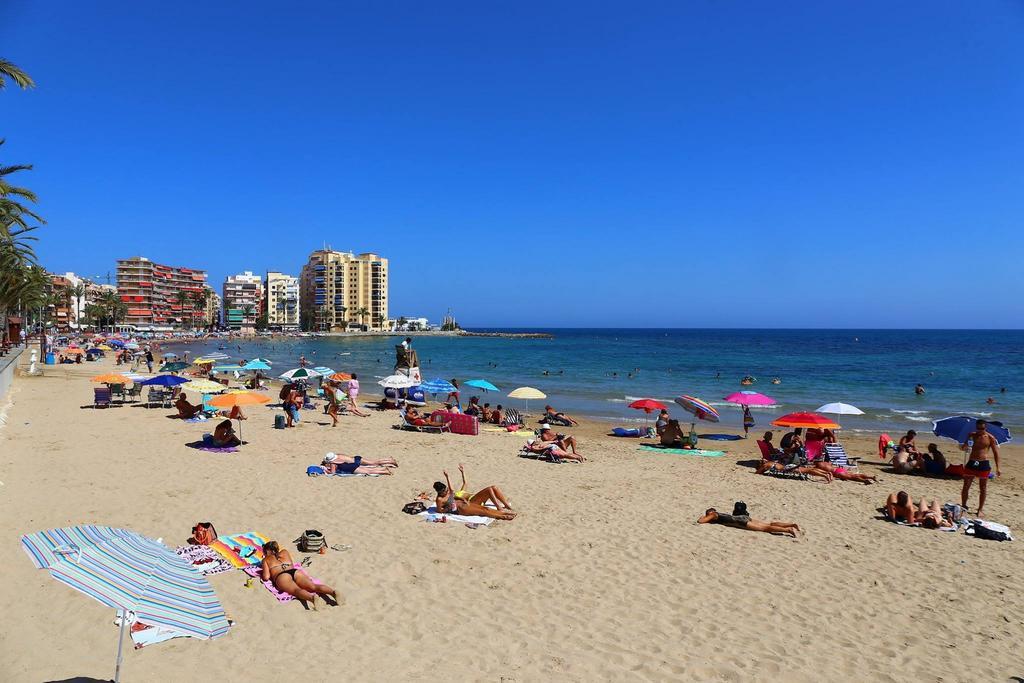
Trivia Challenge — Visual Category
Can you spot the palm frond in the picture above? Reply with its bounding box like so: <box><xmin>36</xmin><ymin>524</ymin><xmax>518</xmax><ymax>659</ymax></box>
<box><xmin>0</xmin><ymin>59</ymin><xmax>35</xmax><ymax>90</ymax></box>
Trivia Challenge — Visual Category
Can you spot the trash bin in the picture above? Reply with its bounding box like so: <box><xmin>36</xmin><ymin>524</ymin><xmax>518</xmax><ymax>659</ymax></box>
<box><xmin>45</xmin><ymin>352</ymin><xmax>55</xmax><ymax>365</ymax></box>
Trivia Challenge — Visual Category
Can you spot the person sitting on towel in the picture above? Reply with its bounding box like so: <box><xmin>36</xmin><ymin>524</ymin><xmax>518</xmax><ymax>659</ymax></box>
<box><xmin>433</xmin><ymin>467</ymin><xmax>516</xmax><ymax>519</ymax></box>
<box><xmin>406</xmin><ymin>407</ymin><xmax>448</xmax><ymax>428</ymax></box>
<box><xmin>321</xmin><ymin>452</ymin><xmax>397</xmax><ymax>475</ymax></box>
<box><xmin>489</xmin><ymin>404</ymin><xmax>504</xmax><ymax>425</ymax></box>
<box><xmin>260</xmin><ymin>541</ymin><xmax>338</xmax><ymax>610</ymax></box>
<box><xmin>698</xmin><ymin>502</ymin><xmax>801</xmax><ymax>538</ymax></box>
<box><xmin>480</xmin><ymin>402</ymin><xmax>492</xmax><ymax>422</ymax></box>
<box><xmin>538</xmin><ymin>427</ymin><xmax>584</xmax><ymax>458</ymax></box>
<box><xmin>543</xmin><ymin>405</ymin><xmax>579</xmax><ymax>426</ymax></box>
<box><xmin>175</xmin><ymin>393</ymin><xmax>202</xmax><ymax>419</ymax></box>
<box><xmin>660</xmin><ymin>419</ymin><xmax>696</xmax><ymax>449</ymax></box>
<box><xmin>211</xmin><ymin>419</ymin><xmax>241</xmax><ymax>447</ymax></box>
<box><xmin>780</xmin><ymin>428</ymin><xmax>804</xmax><ymax>457</ymax></box>
<box><xmin>655</xmin><ymin>409</ymin><xmax>671</xmax><ymax>436</ymax></box>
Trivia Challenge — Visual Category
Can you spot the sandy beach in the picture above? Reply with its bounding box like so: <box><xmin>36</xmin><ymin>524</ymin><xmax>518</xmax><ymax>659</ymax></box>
<box><xmin>1</xmin><ymin>351</ymin><xmax>1022</xmax><ymax>683</ymax></box>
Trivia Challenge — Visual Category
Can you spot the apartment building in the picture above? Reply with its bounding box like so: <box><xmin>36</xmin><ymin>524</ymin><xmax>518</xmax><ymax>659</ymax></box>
<box><xmin>222</xmin><ymin>271</ymin><xmax>263</xmax><ymax>331</ymax></box>
<box><xmin>264</xmin><ymin>271</ymin><xmax>300</xmax><ymax>330</ymax></box>
<box><xmin>115</xmin><ymin>257</ymin><xmax>208</xmax><ymax>330</ymax></box>
<box><xmin>299</xmin><ymin>249</ymin><xmax>388</xmax><ymax>331</ymax></box>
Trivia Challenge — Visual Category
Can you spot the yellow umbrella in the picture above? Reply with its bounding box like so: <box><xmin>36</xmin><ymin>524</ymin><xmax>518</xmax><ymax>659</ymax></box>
<box><xmin>90</xmin><ymin>373</ymin><xmax>132</xmax><ymax>384</ymax></box>
<box><xmin>183</xmin><ymin>379</ymin><xmax>227</xmax><ymax>393</ymax></box>
<box><xmin>507</xmin><ymin>386</ymin><xmax>547</xmax><ymax>415</ymax></box>
<box><xmin>193</xmin><ymin>358</ymin><xmax>216</xmax><ymax>365</ymax></box>
<box><xmin>207</xmin><ymin>392</ymin><xmax>271</xmax><ymax>442</ymax></box>
<box><xmin>98</xmin><ymin>344</ymin><xmax>113</xmax><ymax>351</ymax></box>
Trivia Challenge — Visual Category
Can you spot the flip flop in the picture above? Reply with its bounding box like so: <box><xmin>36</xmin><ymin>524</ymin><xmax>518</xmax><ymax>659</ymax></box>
<box><xmin>330</xmin><ymin>544</ymin><xmax>352</xmax><ymax>552</ymax></box>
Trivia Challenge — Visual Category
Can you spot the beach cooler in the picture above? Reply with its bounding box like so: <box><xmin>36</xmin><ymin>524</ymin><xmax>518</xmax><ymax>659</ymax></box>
<box><xmin>433</xmin><ymin>411</ymin><xmax>479</xmax><ymax>436</ymax></box>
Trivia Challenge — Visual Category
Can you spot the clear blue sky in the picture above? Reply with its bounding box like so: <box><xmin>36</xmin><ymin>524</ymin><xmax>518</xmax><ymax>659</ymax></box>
<box><xmin>3</xmin><ymin>1</ymin><xmax>1022</xmax><ymax>328</ymax></box>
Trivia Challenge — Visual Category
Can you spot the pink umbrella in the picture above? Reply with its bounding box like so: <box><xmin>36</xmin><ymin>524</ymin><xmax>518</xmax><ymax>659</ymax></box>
<box><xmin>723</xmin><ymin>391</ymin><xmax>776</xmax><ymax>406</ymax></box>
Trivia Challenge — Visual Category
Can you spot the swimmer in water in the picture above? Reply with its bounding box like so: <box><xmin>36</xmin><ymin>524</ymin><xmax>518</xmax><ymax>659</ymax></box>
<box><xmin>915</xmin><ymin>384</ymin><xmax>925</xmax><ymax>395</ymax></box>
<box><xmin>986</xmin><ymin>397</ymin><xmax>996</xmax><ymax>405</ymax></box>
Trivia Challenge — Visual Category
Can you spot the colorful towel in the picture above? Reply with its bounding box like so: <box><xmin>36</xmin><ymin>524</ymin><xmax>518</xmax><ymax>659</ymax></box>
<box><xmin>639</xmin><ymin>445</ymin><xmax>726</xmax><ymax>457</ymax></box>
<box><xmin>210</xmin><ymin>532</ymin><xmax>269</xmax><ymax>568</ymax></box>
<box><xmin>175</xmin><ymin>545</ymin><xmax>234</xmax><ymax>575</ymax></box>
<box><xmin>243</xmin><ymin>564</ymin><xmax>323</xmax><ymax>602</ymax></box>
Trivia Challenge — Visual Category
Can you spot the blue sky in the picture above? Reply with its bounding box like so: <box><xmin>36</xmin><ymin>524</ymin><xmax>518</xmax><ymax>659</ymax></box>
<box><xmin>3</xmin><ymin>2</ymin><xmax>1022</xmax><ymax>328</ymax></box>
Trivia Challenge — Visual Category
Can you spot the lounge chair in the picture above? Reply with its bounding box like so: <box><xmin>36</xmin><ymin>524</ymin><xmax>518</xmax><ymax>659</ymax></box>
<box><xmin>108</xmin><ymin>383</ymin><xmax>125</xmax><ymax>403</ymax></box>
<box><xmin>147</xmin><ymin>387</ymin><xmax>170</xmax><ymax>408</ymax></box>
<box><xmin>503</xmin><ymin>407</ymin><xmax>525</xmax><ymax>428</ymax></box>
<box><xmin>93</xmin><ymin>387</ymin><xmax>112</xmax><ymax>409</ymax></box>
<box><xmin>398</xmin><ymin>410</ymin><xmax>451</xmax><ymax>434</ymax></box>
<box><xmin>824</xmin><ymin>443</ymin><xmax>858</xmax><ymax>469</ymax></box>
<box><xmin>518</xmin><ymin>440</ymin><xmax>572</xmax><ymax>463</ymax></box>
<box><xmin>125</xmin><ymin>384</ymin><xmax>143</xmax><ymax>403</ymax></box>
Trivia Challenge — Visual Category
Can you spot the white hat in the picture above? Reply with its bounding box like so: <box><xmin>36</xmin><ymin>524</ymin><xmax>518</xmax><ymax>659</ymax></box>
<box><xmin>540</xmin><ymin>423</ymin><xmax>551</xmax><ymax>430</ymax></box>
<box><xmin>324</xmin><ymin>452</ymin><xmax>337</xmax><ymax>462</ymax></box>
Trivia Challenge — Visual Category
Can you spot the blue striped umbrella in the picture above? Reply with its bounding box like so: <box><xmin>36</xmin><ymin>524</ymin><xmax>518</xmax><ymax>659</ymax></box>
<box><xmin>420</xmin><ymin>378</ymin><xmax>457</xmax><ymax>395</ymax></box>
<box><xmin>22</xmin><ymin>525</ymin><xmax>229</xmax><ymax>680</ymax></box>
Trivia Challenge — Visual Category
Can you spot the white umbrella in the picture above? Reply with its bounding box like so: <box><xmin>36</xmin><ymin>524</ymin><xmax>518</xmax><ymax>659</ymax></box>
<box><xmin>279</xmin><ymin>367</ymin><xmax>323</xmax><ymax>380</ymax></box>
<box><xmin>379</xmin><ymin>374</ymin><xmax>418</xmax><ymax>389</ymax></box>
<box><xmin>815</xmin><ymin>402</ymin><xmax>864</xmax><ymax>426</ymax></box>
<box><xmin>508</xmin><ymin>386</ymin><xmax>547</xmax><ymax>416</ymax></box>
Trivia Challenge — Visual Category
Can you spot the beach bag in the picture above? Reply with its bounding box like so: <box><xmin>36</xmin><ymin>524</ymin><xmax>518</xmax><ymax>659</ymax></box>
<box><xmin>306</xmin><ymin>466</ymin><xmax>325</xmax><ymax>476</ymax></box>
<box><xmin>402</xmin><ymin>501</ymin><xmax>426</xmax><ymax>515</ymax></box>
<box><xmin>296</xmin><ymin>529</ymin><xmax>326</xmax><ymax>552</ymax></box>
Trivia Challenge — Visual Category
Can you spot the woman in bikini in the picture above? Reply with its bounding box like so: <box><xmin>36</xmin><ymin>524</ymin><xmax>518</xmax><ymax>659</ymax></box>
<box><xmin>324</xmin><ymin>380</ymin><xmax>340</xmax><ymax>427</ymax></box>
<box><xmin>812</xmin><ymin>459</ymin><xmax>878</xmax><ymax>484</ymax></box>
<box><xmin>260</xmin><ymin>540</ymin><xmax>338</xmax><ymax>610</ymax></box>
<box><xmin>321</xmin><ymin>452</ymin><xmax>397</xmax><ymax>475</ymax></box>
<box><xmin>433</xmin><ymin>467</ymin><xmax>516</xmax><ymax>520</ymax></box>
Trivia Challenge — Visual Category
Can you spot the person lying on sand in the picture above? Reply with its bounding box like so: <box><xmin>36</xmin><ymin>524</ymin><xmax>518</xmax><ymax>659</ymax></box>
<box><xmin>260</xmin><ymin>541</ymin><xmax>338</xmax><ymax>610</ymax></box>
<box><xmin>219</xmin><ymin>405</ymin><xmax>246</xmax><ymax>421</ymax></box>
<box><xmin>756</xmin><ymin>459</ymin><xmax>833</xmax><ymax>482</ymax></box>
<box><xmin>811</xmin><ymin>460</ymin><xmax>878</xmax><ymax>484</ymax></box>
<box><xmin>321</xmin><ymin>452</ymin><xmax>397</xmax><ymax>475</ymax></box>
<box><xmin>175</xmin><ymin>393</ymin><xmax>202</xmax><ymax>419</ymax></box>
<box><xmin>434</xmin><ymin>467</ymin><xmax>516</xmax><ymax>519</ymax></box>
<box><xmin>538</xmin><ymin>427</ymin><xmax>583</xmax><ymax>457</ymax></box>
<box><xmin>212</xmin><ymin>419</ymin><xmax>241</xmax><ymax>447</ymax></box>
<box><xmin>884</xmin><ymin>491</ymin><xmax>915</xmax><ymax>522</ymax></box>
<box><xmin>525</xmin><ymin>439</ymin><xmax>586</xmax><ymax>462</ymax></box>
<box><xmin>698</xmin><ymin>502</ymin><xmax>800</xmax><ymax>538</ymax></box>
<box><xmin>914</xmin><ymin>499</ymin><xmax>954</xmax><ymax>529</ymax></box>
<box><xmin>543</xmin><ymin>405</ymin><xmax>579</xmax><ymax>426</ymax></box>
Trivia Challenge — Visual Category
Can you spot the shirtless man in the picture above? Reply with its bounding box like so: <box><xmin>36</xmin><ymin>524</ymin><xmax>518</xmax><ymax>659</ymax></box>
<box><xmin>960</xmin><ymin>419</ymin><xmax>1001</xmax><ymax>517</ymax></box>
<box><xmin>538</xmin><ymin>427</ymin><xmax>583</xmax><ymax>456</ymax></box>
<box><xmin>884</xmin><ymin>491</ymin><xmax>915</xmax><ymax>523</ymax></box>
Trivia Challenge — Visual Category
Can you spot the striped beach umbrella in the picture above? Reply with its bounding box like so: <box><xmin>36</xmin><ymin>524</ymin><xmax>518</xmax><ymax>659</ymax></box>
<box><xmin>420</xmin><ymin>377</ymin><xmax>457</xmax><ymax>395</ymax></box>
<box><xmin>279</xmin><ymin>367</ymin><xmax>322</xmax><ymax>380</ymax></box>
<box><xmin>674</xmin><ymin>395</ymin><xmax>720</xmax><ymax>423</ymax></box>
<box><xmin>21</xmin><ymin>525</ymin><xmax>229</xmax><ymax>682</ymax></box>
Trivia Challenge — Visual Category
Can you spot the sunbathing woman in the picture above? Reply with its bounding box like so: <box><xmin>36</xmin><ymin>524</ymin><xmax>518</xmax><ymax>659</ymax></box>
<box><xmin>756</xmin><ymin>459</ymin><xmax>833</xmax><ymax>482</ymax></box>
<box><xmin>697</xmin><ymin>503</ymin><xmax>801</xmax><ymax>538</ymax></box>
<box><xmin>433</xmin><ymin>469</ymin><xmax>516</xmax><ymax>519</ymax></box>
<box><xmin>406</xmin><ymin>406</ymin><xmax>448</xmax><ymax>428</ymax></box>
<box><xmin>525</xmin><ymin>439</ymin><xmax>585</xmax><ymax>462</ymax></box>
<box><xmin>175</xmin><ymin>393</ymin><xmax>202</xmax><ymax>419</ymax></box>
<box><xmin>321</xmin><ymin>452</ymin><xmax>397</xmax><ymax>475</ymax></box>
<box><xmin>812</xmin><ymin>460</ymin><xmax>878</xmax><ymax>484</ymax></box>
<box><xmin>446</xmin><ymin>463</ymin><xmax>514</xmax><ymax>512</ymax></box>
<box><xmin>212</xmin><ymin>419</ymin><xmax>241</xmax><ymax>447</ymax></box>
<box><xmin>544</xmin><ymin>405</ymin><xmax>579</xmax><ymax>426</ymax></box>
<box><xmin>915</xmin><ymin>499</ymin><xmax>954</xmax><ymax>529</ymax></box>
<box><xmin>260</xmin><ymin>541</ymin><xmax>338</xmax><ymax>610</ymax></box>
<box><xmin>538</xmin><ymin>428</ymin><xmax>583</xmax><ymax>457</ymax></box>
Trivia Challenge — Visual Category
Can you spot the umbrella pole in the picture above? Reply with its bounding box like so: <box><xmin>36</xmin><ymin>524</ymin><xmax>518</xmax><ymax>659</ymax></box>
<box><xmin>114</xmin><ymin>608</ymin><xmax>127</xmax><ymax>683</ymax></box>
<box><xmin>237</xmin><ymin>416</ymin><xmax>243</xmax><ymax>445</ymax></box>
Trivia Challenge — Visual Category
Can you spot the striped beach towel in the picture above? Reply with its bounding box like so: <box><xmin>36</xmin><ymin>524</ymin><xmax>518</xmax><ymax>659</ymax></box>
<box><xmin>209</xmin><ymin>532</ymin><xmax>269</xmax><ymax>568</ymax></box>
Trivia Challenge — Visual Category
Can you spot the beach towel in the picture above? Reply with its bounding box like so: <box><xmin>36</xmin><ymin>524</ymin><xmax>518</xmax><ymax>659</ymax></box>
<box><xmin>175</xmin><ymin>544</ymin><xmax>234</xmax><ymax>575</ymax></box>
<box><xmin>417</xmin><ymin>504</ymin><xmax>495</xmax><ymax>526</ymax></box>
<box><xmin>186</xmin><ymin>434</ymin><xmax>239</xmax><ymax>452</ymax></box>
<box><xmin>183</xmin><ymin>415</ymin><xmax>209</xmax><ymax>423</ymax></box>
<box><xmin>305</xmin><ymin>465</ymin><xmax>380</xmax><ymax>478</ymax></box>
<box><xmin>698</xmin><ymin>433</ymin><xmax>743</xmax><ymax>441</ymax></box>
<box><xmin>114</xmin><ymin>612</ymin><xmax>190</xmax><ymax>649</ymax></box>
<box><xmin>966</xmin><ymin>519</ymin><xmax>1013</xmax><ymax>541</ymax></box>
<box><xmin>242</xmin><ymin>564</ymin><xmax>323</xmax><ymax>602</ymax></box>
<box><xmin>210</xmin><ymin>532</ymin><xmax>269</xmax><ymax>568</ymax></box>
<box><xmin>639</xmin><ymin>445</ymin><xmax>725</xmax><ymax>457</ymax></box>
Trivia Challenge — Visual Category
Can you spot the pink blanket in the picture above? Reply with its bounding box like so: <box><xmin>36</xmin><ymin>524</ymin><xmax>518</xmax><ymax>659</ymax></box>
<box><xmin>243</xmin><ymin>563</ymin><xmax>322</xmax><ymax>603</ymax></box>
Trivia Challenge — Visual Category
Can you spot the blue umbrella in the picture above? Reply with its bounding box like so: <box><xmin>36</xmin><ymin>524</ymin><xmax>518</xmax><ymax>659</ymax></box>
<box><xmin>108</xmin><ymin>339</ymin><xmax>125</xmax><ymax>348</ymax></box>
<box><xmin>140</xmin><ymin>374</ymin><xmax>190</xmax><ymax>387</ymax></box>
<box><xmin>420</xmin><ymin>378</ymin><xmax>457</xmax><ymax>395</ymax></box>
<box><xmin>242</xmin><ymin>360</ymin><xmax>273</xmax><ymax>371</ymax></box>
<box><xmin>932</xmin><ymin>416</ymin><xmax>1012</xmax><ymax>445</ymax></box>
<box><xmin>464</xmin><ymin>379</ymin><xmax>499</xmax><ymax>392</ymax></box>
<box><xmin>312</xmin><ymin>366</ymin><xmax>335</xmax><ymax>376</ymax></box>
<box><xmin>162</xmin><ymin>352</ymin><xmax>178</xmax><ymax>359</ymax></box>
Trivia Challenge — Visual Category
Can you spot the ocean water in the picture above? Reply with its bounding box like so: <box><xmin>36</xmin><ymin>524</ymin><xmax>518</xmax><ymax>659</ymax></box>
<box><xmin>181</xmin><ymin>329</ymin><xmax>1024</xmax><ymax>434</ymax></box>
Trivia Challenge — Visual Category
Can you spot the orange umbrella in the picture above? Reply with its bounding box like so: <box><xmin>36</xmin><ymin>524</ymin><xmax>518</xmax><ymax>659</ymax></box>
<box><xmin>207</xmin><ymin>392</ymin><xmax>271</xmax><ymax>442</ymax></box>
<box><xmin>328</xmin><ymin>372</ymin><xmax>352</xmax><ymax>382</ymax></box>
<box><xmin>62</xmin><ymin>348</ymin><xmax>85</xmax><ymax>356</ymax></box>
<box><xmin>770</xmin><ymin>412</ymin><xmax>840</xmax><ymax>429</ymax></box>
<box><xmin>91</xmin><ymin>373</ymin><xmax>132</xmax><ymax>384</ymax></box>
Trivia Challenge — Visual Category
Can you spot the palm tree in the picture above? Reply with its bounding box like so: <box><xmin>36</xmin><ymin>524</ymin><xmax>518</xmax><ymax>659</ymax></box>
<box><xmin>99</xmin><ymin>290</ymin><xmax>123</xmax><ymax>332</ymax></box>
<box><xmin>71</xmin><ymin>282</ymin><xmax>86</xmax><ymax>330</ymax></box>
<box><xmin>373</xmin><ymin>314</ymin><xmax>385</xmax><ymax>330</ymax></box>
<box><xmin>354</xmin><ymin>307</ymin><xmax>370</xmax><ymax>330</ymax></box>
<box><xmin>242</xmin><ymin>304</ymin><xmax>255</xmax><ymax>329</ymax></box>
<box><xmin>0</xmin><ymin>59</ymin><xmax>34</xmax><ymax>90</ymax></box>
<box><xmin>175</xmin><ymin>290</ymin><xmax>190</xmax><ymax>329</ymax></box>
<box><xmin>191</xmin><ymin>290</ymin><xmax>206</xmax><ymax>330</ymax></box>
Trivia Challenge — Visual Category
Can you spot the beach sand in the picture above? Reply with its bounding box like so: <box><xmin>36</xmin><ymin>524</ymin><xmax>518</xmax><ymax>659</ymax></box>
<box><xmin>1</xmin><ymin>353</ymin><xmax>1022</xmax><ymax>682</ymax></box>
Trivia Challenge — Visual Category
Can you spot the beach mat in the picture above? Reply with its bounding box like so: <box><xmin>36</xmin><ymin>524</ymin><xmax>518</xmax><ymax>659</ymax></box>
<box><xmin>306</xmin><ymin>465</ymin><xmax>380</xmax><ymax>478</ymax></box>
<box><xmin>243</xmin><ymin>564</ymin><xmax>323</xmax><ymax>602</ymax></box>
<box><xmin>175</xmin><ymin>545</ymin><xmax>234</xmax><ymax>575</ymax></box>
<box><xmin>640</xmin><ymin>445</ymin><xmax>725</xmax><ymax>457</ymax></box>
<box><xmin>210</xmin><ymin>532</ymin><xmax>269</xmax><ymax>568</ymax></box>
<box><xmin>698</xmin><ymin>433</ymin><xmax>743</xmax><ymax>441</ymax></box>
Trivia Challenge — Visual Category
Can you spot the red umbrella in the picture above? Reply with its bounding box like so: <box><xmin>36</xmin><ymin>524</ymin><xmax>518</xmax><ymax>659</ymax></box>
<box><xmin>770</xmin><ymin>412</ymin><xmax>840</xmax><ymax>429</ymax></box>
<box><xmin>628</xmin><ymin>398</ymin><xmax>667</xmax><ymax>413</ymax></box>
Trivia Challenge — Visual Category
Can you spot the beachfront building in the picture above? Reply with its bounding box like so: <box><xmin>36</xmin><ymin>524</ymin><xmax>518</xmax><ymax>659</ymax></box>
<box><xmin>222</xmin><ymin>271</ymin><xmax>262</xmax><ymax>333</ymax></box>
<box><xmin>115</xmin><ymin>257</ymin><xmax>208</xmax><ymax>331</ymax></box>
<box><xmin>48</xmin><ymin>272</ymin><xmax>118</xmax><ymax>330</ymax></box>
<box><xmin>264</xmin><ymin>271</ymin><xmax>300</xmax><ymax>331</ymax></box>
<box><xmin>203</xmin><ymin>286</ymin><xmax>221</xmax><ymax>330</ymax></box>
<box><xmin>299</xmin><ymin>249</ymin><xmax>388</xmax><ymax>332</ymax></box>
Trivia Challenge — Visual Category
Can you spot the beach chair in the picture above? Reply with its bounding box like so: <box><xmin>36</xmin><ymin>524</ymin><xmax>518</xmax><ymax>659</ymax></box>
<box><xmin>824</xmin><ymin>443</ymin><xmax>858</xmax><ymax>469</ymax></box>
<box><xmin>147</xmin><ymin>387</ymin><xmax>168</xmax><ymax>408</ymax></box>
<box><xmin>93</xmin><ymin>387</ymin><xmax>112</xmax><ymax>409</ymax></box>
<box><xmin>518</xmin><ymin>440</ymin><xmax>570</xmax><ymax>463</ymax></box>
<box><xmin>125</xmin><ymin>384</ymin><xmax>143</xmax><ymax>403</ymax></box>
<box><xmin>109</xmin><ymin>383</ymin><xmax>125</xmax><ymax>403</ymax></box>
<box><xmin>805</xmin><ymin>439</ymin><xmax>825</xmax><ymax>462</ymax></box>
<box><xmin>503</xmin><ymin>407</ymin><xmax>525</xmax><ymax>428</ymax></box>
<box><xmin>398</xmin><ymin>410</ymin><xmax>451</xmax><ymax>434</ymax></box>
<box><xmin>756</xmin><ymin>440</ymin><xmax>782</xmax><ymax>461</ymax></box>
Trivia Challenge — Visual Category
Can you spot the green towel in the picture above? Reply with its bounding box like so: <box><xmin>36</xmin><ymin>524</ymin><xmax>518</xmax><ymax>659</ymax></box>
<box><xmin>639</xmin><ymin>445</ymin><xmax>726</xmax><ymax>457</ymax></box>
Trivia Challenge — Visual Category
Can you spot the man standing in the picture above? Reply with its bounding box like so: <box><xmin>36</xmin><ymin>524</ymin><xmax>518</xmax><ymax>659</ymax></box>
<box><xmin>961</xmin><ymin>419</ymin><xmax>1001</xmax><ymax>517</ymax></box>
<box><xmin>145</xmin><ymin>348</ymin><xmax>154</xmax><ymax>373</ymax></box>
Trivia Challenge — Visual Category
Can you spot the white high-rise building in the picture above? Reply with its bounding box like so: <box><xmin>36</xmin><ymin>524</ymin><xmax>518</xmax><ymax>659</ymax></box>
<box><xmin>222</xmin><ymin>271</ymin><xmax>262</xmax><ymax>331</ymax></box>
<box><xmin>264</xmin><ymin>272</ymin><xmax>300</xmax><ymax>330</ymax></box>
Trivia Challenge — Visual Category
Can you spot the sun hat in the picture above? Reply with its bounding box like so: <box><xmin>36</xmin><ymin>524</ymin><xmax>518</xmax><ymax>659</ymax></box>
<box><xmin>324</xmin><ymin>452</ymin><xmax>338</xmax><ymax>462</ymax></box>
<box><xmin>540</xmin><ymin>423</ymin><xmax>551</xmax><ymax>430</ymax></box>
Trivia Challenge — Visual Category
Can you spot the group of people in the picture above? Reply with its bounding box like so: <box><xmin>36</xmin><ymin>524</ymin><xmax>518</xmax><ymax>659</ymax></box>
<box><xmin>890</xmin><ymin>430</ymin><xmax>948</xmax><ymax>475</ymax></box>
<box><xmin>757</xmin><ymin>428</ymin><xmax>877</xmax><ymax>483</ymax></box>
<box><xmin>523</xmin><ymin>426</ymin><xmax>586</xmax><ymax>462</ymax></box>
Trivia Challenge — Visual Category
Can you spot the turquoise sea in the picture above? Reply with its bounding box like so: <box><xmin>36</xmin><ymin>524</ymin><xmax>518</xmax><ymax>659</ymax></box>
<box><xmin>181</xmin><ymin>329</ymin><xmax>1023</xmax><ymax>434</ymax></box>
